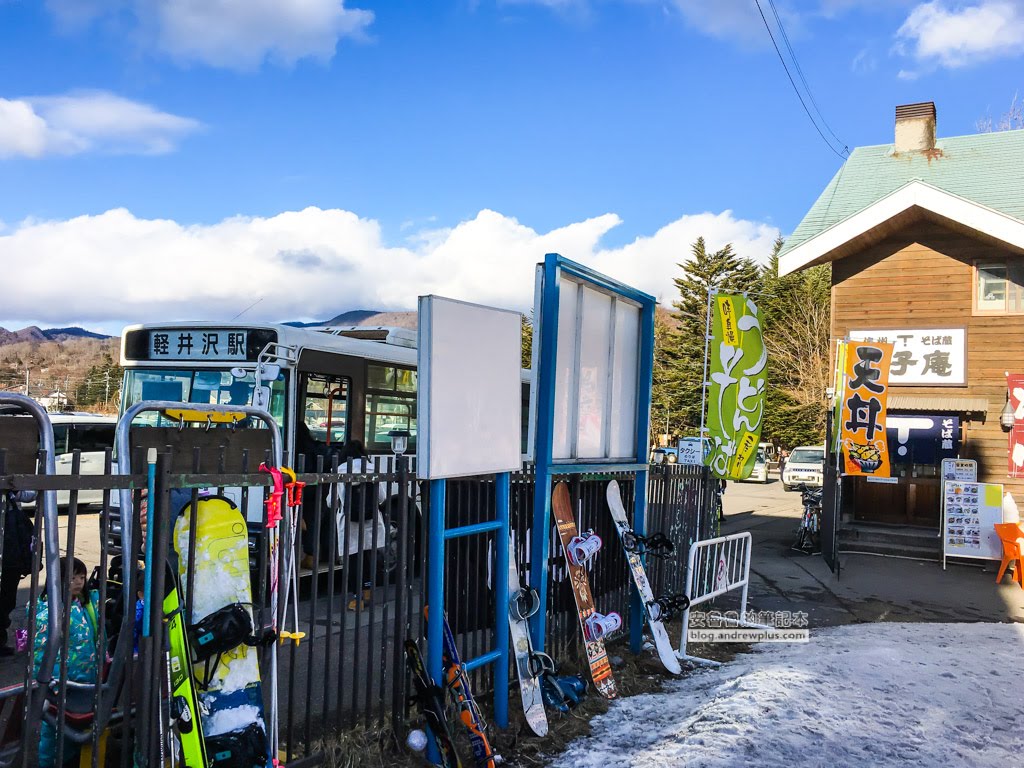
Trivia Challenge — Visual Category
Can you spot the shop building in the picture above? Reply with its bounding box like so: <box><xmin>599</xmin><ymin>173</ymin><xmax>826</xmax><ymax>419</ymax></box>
<box><xmin>779</xmin><ymin>102</ymin><xmax>1024</xmax><ymax>554</ymax></box>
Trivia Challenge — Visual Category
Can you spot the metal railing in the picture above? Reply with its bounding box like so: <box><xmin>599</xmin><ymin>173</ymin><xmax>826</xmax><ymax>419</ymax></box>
<box><xmin>0</xmin><ymin>422</ymin><xmax>717</xmax><ymax>766</ymax></box>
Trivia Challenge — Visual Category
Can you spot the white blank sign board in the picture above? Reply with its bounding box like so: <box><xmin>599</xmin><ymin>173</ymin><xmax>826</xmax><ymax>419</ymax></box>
<box><xmin>417</xmin><ymin>296</ymin><xmax>523</xmax><ymax>480</ymax></box>
<box><xmin>549</xmin><ymin>274</ymin><xmax>641</xmax><ymax>462</ymax></box>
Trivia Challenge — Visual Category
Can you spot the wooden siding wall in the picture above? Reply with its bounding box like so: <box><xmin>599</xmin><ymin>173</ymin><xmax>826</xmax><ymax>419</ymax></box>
<box><xmin>832</xmin><ymin>220</ymin><xmax>1024</xmax><ymax>500</ymax></box>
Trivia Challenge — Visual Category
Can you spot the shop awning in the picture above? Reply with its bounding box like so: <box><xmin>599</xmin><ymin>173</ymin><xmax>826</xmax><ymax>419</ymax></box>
<box><xmin>888</xmin><ymin>395</ymin><xmax>989</xmax><ymax>414</ymax></box>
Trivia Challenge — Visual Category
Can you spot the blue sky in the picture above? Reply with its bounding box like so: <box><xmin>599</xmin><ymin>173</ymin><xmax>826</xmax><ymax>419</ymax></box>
<box><xmin>2</xmin><ymin>0</ymin><xmax>1023</xmax><ymax>333</ymax></box>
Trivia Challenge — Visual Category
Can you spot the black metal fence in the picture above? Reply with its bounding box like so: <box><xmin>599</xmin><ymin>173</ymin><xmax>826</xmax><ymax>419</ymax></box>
<box><xmin>0</xmin><ymin>429</ymin><xmax>716</xmax><ymax>767</ymax></box>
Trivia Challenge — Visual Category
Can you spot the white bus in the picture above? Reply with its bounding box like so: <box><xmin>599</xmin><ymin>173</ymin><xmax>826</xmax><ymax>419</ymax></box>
<box><xmin>117</xmin><ymin>321</ymin><xmax>532</xmax><ymax>555</ymax></box>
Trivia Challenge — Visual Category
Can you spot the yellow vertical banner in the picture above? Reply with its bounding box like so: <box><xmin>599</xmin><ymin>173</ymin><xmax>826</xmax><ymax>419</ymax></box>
<box><xmin>706</xmin><ymin>294</ymin><xmax>767</xmax><ymax>481</ymax></box>
<box><xmin>840</xmin><ymin>341</ymin><xmax>893</xmax><ymax>477</ymax></box>
<box><xmin>830</xmin><ymin>340</ymin><xmax>847</xmax><ymax>453</ymax></box>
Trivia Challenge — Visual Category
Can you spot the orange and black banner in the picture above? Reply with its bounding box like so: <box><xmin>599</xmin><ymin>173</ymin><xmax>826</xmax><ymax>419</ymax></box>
<box><xmin>840</xmin><ymin>341</ymin><xmax>893</xmax><ymax>478</ymax></box>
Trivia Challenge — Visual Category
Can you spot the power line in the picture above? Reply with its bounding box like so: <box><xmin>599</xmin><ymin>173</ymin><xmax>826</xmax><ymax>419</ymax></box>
<box><xmin>753</xmin><ymin>0</ymin><xmax>849</xmax><ymax>160</ymax></box>
<box><xmin>766</xmin><ymin>0</ymin><xmax>848</xmax><ymax>153</ymax></box>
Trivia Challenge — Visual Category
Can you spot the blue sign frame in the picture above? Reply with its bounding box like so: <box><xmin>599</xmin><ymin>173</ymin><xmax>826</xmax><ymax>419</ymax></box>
<box><xmin>529</xmin><ymin>253</ymin><xmax>656</xmax><ymax>654</ymax></box>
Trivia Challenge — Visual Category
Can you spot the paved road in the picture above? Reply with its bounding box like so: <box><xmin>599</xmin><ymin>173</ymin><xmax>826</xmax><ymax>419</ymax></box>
<box><xmin>717</xmin><ymin>477</ymin><xmax>1024</xmax><ymax>628</ymax></box>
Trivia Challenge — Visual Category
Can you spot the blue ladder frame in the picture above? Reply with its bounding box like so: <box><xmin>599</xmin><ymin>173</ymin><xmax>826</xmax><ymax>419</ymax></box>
<box><xmin>426</xmin><ymin>473</ymin><xmax>510</xmax><ymax>763</ymax></box>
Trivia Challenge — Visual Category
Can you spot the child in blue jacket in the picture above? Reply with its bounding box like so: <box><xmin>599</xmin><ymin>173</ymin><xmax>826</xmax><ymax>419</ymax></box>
<box><xmin>32</xmin><ymin>557</ymin><xmax>100</xmax><ymax>767</ymax></box>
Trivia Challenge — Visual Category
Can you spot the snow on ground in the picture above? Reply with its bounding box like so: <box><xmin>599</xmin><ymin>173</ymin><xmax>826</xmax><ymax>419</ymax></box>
<box><xmin>558</xmin><ymin>623</ymin><xmax>1024</xmax><ymax>767</ymax></box>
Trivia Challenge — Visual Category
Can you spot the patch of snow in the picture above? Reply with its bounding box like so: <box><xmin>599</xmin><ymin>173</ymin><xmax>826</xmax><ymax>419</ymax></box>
<box><xmin>203</xmin><ymin>704</ymin><xmax>264</xmax><ymax>738</ymax></box>
<box><xmin>558</xmin><ymin>623</ymin><xmax>1024</xmax><ymax>767</ymax></box>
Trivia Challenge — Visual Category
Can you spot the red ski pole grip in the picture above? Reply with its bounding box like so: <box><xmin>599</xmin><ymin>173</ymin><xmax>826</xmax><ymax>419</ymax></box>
<box><xmin>259</xmin><ymin>462</ymin><xmax>285</xmax><ymax>528</ymax></box>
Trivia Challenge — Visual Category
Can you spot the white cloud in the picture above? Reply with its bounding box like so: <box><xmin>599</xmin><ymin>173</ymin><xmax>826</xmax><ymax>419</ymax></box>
<box><xmin>666</xmin><ymin>0</ymin><xmax>771</xmax><ymax>45</ymax></box>
<box><xmin>896</xmin><ymin>1</ymin><xmax>1024</xmax><ymax>68</ymax></box>
<box><xmin>0</xmin><ymin>207</ymin><xmax>778</xmax><ymax>329</ymax></box>
<box><xmin>46</xmin><ymin>0</ymin><xmax>374</xmax><ymax>71</ymax></box>
<box><xmin>0</xmin><ymin>91</ymin><xmax>200</xmax><ymax>158</ymax></box>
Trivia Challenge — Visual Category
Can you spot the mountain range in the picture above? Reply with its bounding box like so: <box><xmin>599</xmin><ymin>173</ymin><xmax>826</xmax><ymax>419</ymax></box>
<box><xmin>0</xmin><ymin>309</ymin><xmax>418</xmax><ymax>348</ymax></box>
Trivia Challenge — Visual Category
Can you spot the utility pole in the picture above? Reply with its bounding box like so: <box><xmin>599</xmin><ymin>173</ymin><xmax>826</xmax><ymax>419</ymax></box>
<box><xmin>24</xmin><ymin>368</ymin><xmax>28</xmax><ymax>396</ymax></box>
<box><xmin>104</xmin><ymin>369</ymin><xmax>111</xmax><ymax>407</ymax></box>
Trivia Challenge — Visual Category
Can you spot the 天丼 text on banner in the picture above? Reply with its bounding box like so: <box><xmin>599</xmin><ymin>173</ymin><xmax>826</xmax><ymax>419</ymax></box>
<box><xmin>840</xmin><ymin>341</ymin><xmax>893</xmax><ymax>477</ymax></box>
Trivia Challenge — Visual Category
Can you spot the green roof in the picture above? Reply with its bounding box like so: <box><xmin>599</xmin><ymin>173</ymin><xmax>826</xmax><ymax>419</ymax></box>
<box><xmin>780</xmin><ymin>128</ymin><xmax>1024</xmax><ymax>256</ymax></box>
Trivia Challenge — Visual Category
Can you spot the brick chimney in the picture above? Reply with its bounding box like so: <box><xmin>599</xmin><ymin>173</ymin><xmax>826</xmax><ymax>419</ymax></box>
<box><xmin>894</xmin><ymin>102</ymin><xmax>936</xmax><ymax>153</ymax></box>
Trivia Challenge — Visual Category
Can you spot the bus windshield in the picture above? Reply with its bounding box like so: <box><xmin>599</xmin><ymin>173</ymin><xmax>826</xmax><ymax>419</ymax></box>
<box><xmin>120</xmin><ymin>368</ymin><xmax>287</xmax><ymax>427</ymax></box>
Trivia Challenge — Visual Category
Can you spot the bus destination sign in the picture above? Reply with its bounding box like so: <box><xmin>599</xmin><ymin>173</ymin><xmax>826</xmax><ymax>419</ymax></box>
<box><xmin>149</xmin><ymin>329</ymin><xmax>248</xmax><ymax>361</ymax></box>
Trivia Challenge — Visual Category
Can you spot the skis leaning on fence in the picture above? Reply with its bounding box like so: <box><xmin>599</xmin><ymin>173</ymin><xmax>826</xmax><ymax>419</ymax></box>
<box><xmin>605</xmin><ymin>480</ymin><xmax>683</xmax><ymax>675</ymax></box>
<box><xmin>439</xmin><ymin>612</ymin><xmax>498</xmax><ymax>768</ymax></box>
<box><xmin>551</xmin><ymin>482</ymin><xmax>618</xmax><ymax>699</ymax></box>
<box><xmin>405</xmin><ymin>640</ymin><xmax>463</xmax><ymax>768</ymax></box>
<box><xmin>507</xmin><ymin>536</ymin><xmax>549</xmax><ymax>736</ymax></box>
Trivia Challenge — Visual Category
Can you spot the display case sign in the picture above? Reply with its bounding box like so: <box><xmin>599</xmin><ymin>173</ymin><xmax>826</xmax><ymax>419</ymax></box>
<box><xmin>848</xmin><ymin>329</ymin><xmax>965</xmax><ymax>386</ymax></box>
<box><xmin>942</xmin><ymin>481</ymin><xmax>1005</xmax><ymax>568</ymax></box>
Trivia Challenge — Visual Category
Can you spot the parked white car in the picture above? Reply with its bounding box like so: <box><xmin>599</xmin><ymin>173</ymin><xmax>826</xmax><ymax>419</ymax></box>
<box><xmin>782</xmin><ymin>445</ymin><xmax>826</xmax><ymax>491</ymax></box>
<box><xmin>50</xmin><ymin>413</ymin><xmax>116</xmax><ymax>507</ymax></box>
<box><xmin>745</xmin><ymin>449</ymin><xmax>769</xmax><ymax>483</ymax></box>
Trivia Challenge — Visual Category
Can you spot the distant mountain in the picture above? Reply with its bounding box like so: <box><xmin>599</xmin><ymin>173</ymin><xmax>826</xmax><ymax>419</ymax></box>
<box><xmin>282</xmin><ymin>309</ymin><xmax>417</xmax><ymax>330</ymax></box>
<box><xmin>0</xmin><ymin>325</ymin><xmax>111</xmax><ymax>347</ymax></box>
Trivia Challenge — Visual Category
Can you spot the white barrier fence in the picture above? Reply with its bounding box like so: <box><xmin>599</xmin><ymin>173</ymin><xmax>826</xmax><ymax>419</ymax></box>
<box><xmin>678</xmin><ymin>531</ymin><xmax>771</xmax><ymax>665</ymax></box>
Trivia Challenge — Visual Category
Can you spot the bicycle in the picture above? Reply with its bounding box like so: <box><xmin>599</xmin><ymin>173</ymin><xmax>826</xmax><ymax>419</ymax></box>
<box><xmin>792</xmin><ymin>484</ymin><xmax>823</xmax><ymax>553</ymax></box>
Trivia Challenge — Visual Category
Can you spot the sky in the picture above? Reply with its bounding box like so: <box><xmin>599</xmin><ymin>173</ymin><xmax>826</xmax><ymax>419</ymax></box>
<box><xmin>2</xmin><ymin>0</ymin><xmax>1023</xmax><ymax>335</ymax></box>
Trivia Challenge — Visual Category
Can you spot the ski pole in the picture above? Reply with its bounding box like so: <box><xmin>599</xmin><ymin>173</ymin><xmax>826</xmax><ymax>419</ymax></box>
<box><xmin>142</xmin><ymin>448</ymin><xmax>157</xmax><ymax>637</ymax></box>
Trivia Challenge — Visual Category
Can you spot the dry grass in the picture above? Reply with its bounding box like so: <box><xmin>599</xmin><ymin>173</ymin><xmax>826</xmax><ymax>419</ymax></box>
<box><xmin>303</xmin><ymin>625</ymin><xmax>750</xmax><ymax>768</ymax></box>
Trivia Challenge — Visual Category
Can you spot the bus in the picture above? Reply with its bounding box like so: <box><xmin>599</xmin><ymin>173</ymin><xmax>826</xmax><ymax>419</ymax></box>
<box><xmin>117</xmin><ymin>321</ymin><xmax>533</xmax><ymax>558</ymax></box>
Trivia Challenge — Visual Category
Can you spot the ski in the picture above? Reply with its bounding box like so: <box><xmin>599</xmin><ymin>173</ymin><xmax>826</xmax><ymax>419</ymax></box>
<box><xmin>506</xmin><ymin>536</ymin><xmax>548</xmax><ymax>737</ymax></box>
<box><xmin>550</xmin><ymin>482</ymin><xmax>618</xmax><ymax>699</ymax></box>
<box><xmin>605</xmin><ymin>480</ymin><xmax>682</xmax><ymax>674</ymax></box>
<box><xmin>174</xmin><ymin>494</ymin><xmax>271</xmax><ymax>767</ymax></box>
<box><xmin>404</xmin><ymin>640</ymin><xmax>463</xmax><ymax>768</ymax></box>
<box><xmin>439</xmin><ymin>613</ymin><xmax>497</xmax><ymax>767</ymax></box>
<box><xmin>162</xmin><ymin>563</ymin><xmax>210</xmax><ymax>767</ymax></box>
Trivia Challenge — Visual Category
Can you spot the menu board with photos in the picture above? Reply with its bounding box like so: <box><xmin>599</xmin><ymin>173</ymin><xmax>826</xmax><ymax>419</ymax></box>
<box><xmin>942</xmin><ymin>481</ymin><xmax>1004</xmax><ymax>568</ymax></box>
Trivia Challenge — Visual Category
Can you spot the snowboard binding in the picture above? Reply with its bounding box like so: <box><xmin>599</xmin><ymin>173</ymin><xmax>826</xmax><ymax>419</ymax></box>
<box><xmin>509</xmin><ymin>584</ymin><xmax>541</xmax><ymax>622</ymax></box>
<box><xmin>621</xmin><ymin>530</ymin><xmax>674</xmax><ymax>558</ymax></box>
<box><xmin>646</xmin><ymin>593</ymin><xmax>691</xmax><ymax>623</ymax></box>
<box><xmin>583</xmin><ymin>611</ymin><xmax>622</xmax><ymax>642</ymax></box>
<box><xmin>540</xmin><ymin>673</ymin><xmax>586</xmax><ymax>713</ymax></box>
<box><xmin>527</xmin><ymin>650</ymin><xmax>557</xmax><ymax>678</ymax></box>
<box><xmin>566</xmin><ymin>529</ymin><xmax>603</xmax><ymax>566</ymax></box>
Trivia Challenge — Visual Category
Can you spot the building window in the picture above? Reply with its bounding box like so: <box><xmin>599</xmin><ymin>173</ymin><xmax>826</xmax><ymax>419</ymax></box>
<box><xmin>975</xmin><ymin>261</ymin><xmax>1024</xmax><ymax>314</ymax></box>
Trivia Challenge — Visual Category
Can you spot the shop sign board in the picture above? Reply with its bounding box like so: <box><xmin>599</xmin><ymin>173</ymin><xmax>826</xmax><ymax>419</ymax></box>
<box><xmin>848</xmin><ymin>329</ymin><xmax>965</xmax><ymax>386</ymax></box>
<box><xmin>941</xmin><ymin>459</ymin><xmax>977</xmax><ymax>483</ymax></box>
<box><xmin>840</xmin><ymin>341</ymin><xmax>893</xmax><ymax>478</ymax></box>
<box><xmin>705</xmin><ymin>294</ymin><xmax>766</xmax><ymax>481</ymax></box>
<box><xmin>942</xmin><ymin>481</ymin><xmax>1005</xmax><ymax>568</ymax></box>
<box><xmin>677</xmin><ymin>437</ymin><xmax>706</xmax><ymax>466</ymax></box>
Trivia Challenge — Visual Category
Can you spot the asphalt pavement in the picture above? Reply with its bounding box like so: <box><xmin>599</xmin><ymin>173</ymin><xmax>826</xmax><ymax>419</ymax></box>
<box><xmin>720</xmin><ymin>473</ymin><xmax>1024</xmax><ymax>628</ymax></box>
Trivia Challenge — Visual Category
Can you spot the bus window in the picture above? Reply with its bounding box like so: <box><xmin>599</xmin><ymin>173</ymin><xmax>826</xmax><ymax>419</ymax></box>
<box><xmin>364</xmin><ymin>363</ymin><xmax>417</xmax><ymax>452</ymax></box>
<box><xmin>301</xmin><ymin>374</ymin><xmax>350</xmax><ymax>447</ymax></box>
<box><xmin>121</xmin><ymin>368</ymin><xmax>287</xmax><ymax>427</ymax></box>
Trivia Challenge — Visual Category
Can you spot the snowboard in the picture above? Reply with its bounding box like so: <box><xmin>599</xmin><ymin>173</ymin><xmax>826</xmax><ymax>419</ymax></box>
<box><xmin>163</xmin><ymin>562</ymin><xmax>210</xmax><ymax>768</ymax></box>
<box><xmin>173</xmin><ymin>495</ymin><xmax>270</xmax><ymax>763</ymax></box>
<box><xmin>550</xmin><ymin>483</ymin><xmax>617</xmax><ymax>699</ymax></box>
<box><xmin>405</xmin><ymin>640</ymin><xmax>462</xmax><ymax>768</ymax></box>
<box><xmin>439</xmin><ymin>613</ymin><xmax>496</xmax><ymax>768</ymax></box>
<box><xmin>605</xmin><ymin>481</ymin><xmax>682</xmax><ymax>675</ymax></box>
<box><xmin>506</xmin><ymin>537</ymin><xmax>548</xmax><ymax>737</ymax></box>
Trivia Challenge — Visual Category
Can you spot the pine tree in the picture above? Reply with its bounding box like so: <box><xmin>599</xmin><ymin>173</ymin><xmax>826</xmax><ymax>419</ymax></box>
<box><xmin>658</xmin><ymin>238</ymin><xmax>761</xmax><ymax>435</ymax></box>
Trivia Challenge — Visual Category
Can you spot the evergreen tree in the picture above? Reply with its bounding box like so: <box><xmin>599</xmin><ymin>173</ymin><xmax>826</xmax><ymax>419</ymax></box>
<box><xmin>760</xmin><ymin>238</ymin><xmax>831</xmax><ymax>448</ymax></box>
<box><xmin>658</xmin><ymin>238</ymin><xmax>761</xmax><ymax>436</ymax></box>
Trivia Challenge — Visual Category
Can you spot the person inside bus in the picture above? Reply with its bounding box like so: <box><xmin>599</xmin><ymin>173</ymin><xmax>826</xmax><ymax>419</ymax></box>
<box><xmin>32</xmin><ymin>557</ymin><xmax>100</xmax><ymax>768</ymax></box>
